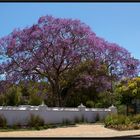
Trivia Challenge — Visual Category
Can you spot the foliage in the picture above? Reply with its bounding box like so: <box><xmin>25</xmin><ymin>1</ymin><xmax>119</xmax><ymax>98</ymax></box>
<box><xmin>27</xmin><ymin>114</ymin><xmax>45</xmax><ymax>128</ymax></box>
<box><xmin>0</xmin><ymin>81</ymin><xmax>48</xmax><ymax>106</ymax></box>
<box><xmin>0</xmin><ymin>15</ymin><xmax>139</xmax><ymax>106</ymax></box>
<box><xmin>0</xmin><ymin>115</ymin><xmax>7</xmax><ymax>128</ymax></box>
<box><xmin>131</xmin><ymin>114</ymin><xmax>140</xmax><ymax>124</ymax></box>
<box><xmin>28</xmin><ymin>93</ymin><xmax>43</xmax><ymax>106</ymax></box>
<box><xmin>5</xmin><ymin>85</ymin><xmax>22</xmax><ymax>106</ymax></box>
<box><xmin>117</xmin><ymin>105</ymin><xmax>127</xmax><ymax>115</ymax></box>
<box><xmin>115</xmin><ymin>77</ymin><xmax>140</xmax><ymax>105</ymax></box>
<box><xmin>106</xmin><ymin>123</ymin><xmax>140</xmax><ymax>131</ymax></box>
<box><xmin>104</xmin><ymin>114</ymin><xmax>140</xmax><ymax>130</ymax></box>
<box><xmin>104</xmin><ymin>114</ymin><xmax>131</xmax><ymax>127</ymax></box>
<box><xmin>0</xmin><ymin>95</ymin><xmax>6</xmax><ymax>106</ymax></box>
<box><xmin>86</xmin><ymin>100</ymin><xmax>95</xmax><ymax>108</ymax></box>
<box><xmin>11</xmin><ymin>122</ymin><xmax>21</xmax><ymax>129</ymax></box>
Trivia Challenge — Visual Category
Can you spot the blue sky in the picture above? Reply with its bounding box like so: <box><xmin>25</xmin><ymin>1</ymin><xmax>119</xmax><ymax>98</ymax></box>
<box><xmin>0</xmin><ymin>2</ymin><xmax>140</xmax><ymax>60</ymax></box>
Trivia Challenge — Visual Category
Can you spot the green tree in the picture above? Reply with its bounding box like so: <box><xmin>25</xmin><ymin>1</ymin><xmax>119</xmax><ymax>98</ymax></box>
<box><xmin>115</xmin><ymin>77</ymin><xmax>140</xmax><ymax>114</ymax></box>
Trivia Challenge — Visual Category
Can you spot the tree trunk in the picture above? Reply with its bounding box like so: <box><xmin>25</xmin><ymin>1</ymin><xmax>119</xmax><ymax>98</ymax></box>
<box><xmin>51</xmin><ymin>81</ymin><xmax>61</xmax><ymax>107</ymax></box>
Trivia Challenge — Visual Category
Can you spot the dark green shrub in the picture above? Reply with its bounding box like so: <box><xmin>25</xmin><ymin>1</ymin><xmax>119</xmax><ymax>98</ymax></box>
<box><xmin>86</xmin><ymin>100</ymin><xmax>95</xmax><ymax>108</ymax></box>
<box><xmin>94</xmin><ymin>102</ymin><xmax>103</xmax><ymax>108</ymax></box>
<box><xmin>0</xmin><ymin>115</ymin><xmax>7</xmax><ymax>128</ymax></box>
<box><xmin>27</xmin><ymin>114</ymin><xmax>45</xmax><ymax>128</ymax></box>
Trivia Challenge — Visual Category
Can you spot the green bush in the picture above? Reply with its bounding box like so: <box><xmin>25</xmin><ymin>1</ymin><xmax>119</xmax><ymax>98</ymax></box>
<box><xmin>0</xmin><ymin>115</ymin><xmax>7</xmax><ymax>128</ymax></box>
<box><xmin>131</xmin><ymin>114</ymin><xmax>140</xmax><ymax>124</ymax></box>
<box><xmin>86</xmin><ymin>100</ymin><xmax>95</xmax><ymax>108</ymax></box>
<box><xmin>117</xmin><ymin>105</ymin><xmax>127</xmax><ymax>115</ymax></box>
<box><xmin>27</xmin><ymin>114</ymin><xmax>45</xmax><ymax>128</ymax></box>
<box><xmin>28</xmin><ymin>93</ymin><xmax>43</xmax><ymax>106</ymax></box>
<box><xmin>104</xmin><ymin>114</ymin><xmax>140</xmax><ymax>130</ymax></box>
<box><xmin>94</xmin><ymin>102</ymin><xmax>103</xmax><ymax>108</ymax></box>
<box><xmin>104</xmin><ymin>114</ymin><xmax>131</xmax><ymax>127</ymax></box>
<box><xmin>5</xmin><ymin>86</ymin><xmax>22</xmax><ymax>106</ymax></box>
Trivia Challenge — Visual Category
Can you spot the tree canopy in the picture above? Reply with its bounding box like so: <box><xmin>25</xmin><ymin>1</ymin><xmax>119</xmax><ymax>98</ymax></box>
<box><xmin>0</xmin><ymin>15</ymin><xmax>139</xmax><ymax>106</ymax></box>
<box><xmin>115</xmin><ymin>77</ymin><xmax>140</xmax><ymax>105</ymax></box>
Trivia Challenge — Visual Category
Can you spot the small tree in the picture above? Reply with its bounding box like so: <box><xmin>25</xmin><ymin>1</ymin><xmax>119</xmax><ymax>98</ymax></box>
<box><xmin>115</xmin><ymin>77</ymin><xmax>140</xmax><ymax>115</ymax></box>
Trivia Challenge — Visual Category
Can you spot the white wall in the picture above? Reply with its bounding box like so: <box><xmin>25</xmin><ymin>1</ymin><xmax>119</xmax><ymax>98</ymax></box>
<box><xmin>0</xmin><ymin>104</ymin><xmax>117</xmax><ymax>126</ymax></box>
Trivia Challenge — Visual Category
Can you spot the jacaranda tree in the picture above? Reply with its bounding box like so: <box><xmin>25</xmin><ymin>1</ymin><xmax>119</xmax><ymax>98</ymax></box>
<box><xmin>0</xmin><ymin>15</ymin><xmax>139</xmax><ymax>106</ymax></box>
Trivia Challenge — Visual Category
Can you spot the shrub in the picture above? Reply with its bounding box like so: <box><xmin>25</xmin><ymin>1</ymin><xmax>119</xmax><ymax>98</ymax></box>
<box><xmin>12</xmin><ymin>122</ymin><xmax>21</xmax><ymax>129</ymax></box>
<box><xmin>131</xmin><ymin>114</ymin><xmax>140</xmax><ymax>124</ymax></box>
<box><xmin>86</xmin><ymin>100</ymin><xmax>95</xmax><ymax>108</ymax></box>
<box><xmin>12</xmin><ymin>124</ymin><xmax>19</xmax><ymax>129</ymax></box>
<box><xmin>62</xmin><ymin>119</ymin><xmax>72</xmax><ymax>125</ymax></box>
<box><xmin>5</xmin><ymin>86</ymin><xmax>22</xmax><ymax>106</ymax></box>
<box><xmin>0</xmin><ymin>115</ymin><xmax>7</xmax><ymax>128</ymax></box>
<box><xmin>94</xmin><ymin>102</ymin><xmax>103</xmax><ymax>108</ymax></box>
<box><xmin>104</xmin><ymin>114</ymin><xmax>131</xmax><ymax>127</ymax></box>
<box><xmin>104</xmin><ymin>114</ymin><xmax>140</xmax><ymax>130</ymax></box>
<box><xmin>117</xmin><ymin>105</ymin><xmax>127</xmax><ymax>115</ymax></box>
<box><xmin>133</xmin><ymin>124</ymin><xmax>140</xmax><ymax>130</ymax></box>
<box><xmin>28</xmin><ymin>93</ymin><xmax>43</xmax><ymax>106</ymax></box>
<box><xmin>27</xmin><ymin>114</ymin><xmax>45</xmax><ymax>128</ymax></box>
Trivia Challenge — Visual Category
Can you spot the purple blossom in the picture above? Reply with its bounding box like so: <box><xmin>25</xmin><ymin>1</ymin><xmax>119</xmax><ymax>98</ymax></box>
<box><xmin>0</xmin><ymin>15</ymin><xmax>139</xmax><ymax>106</ymax></box>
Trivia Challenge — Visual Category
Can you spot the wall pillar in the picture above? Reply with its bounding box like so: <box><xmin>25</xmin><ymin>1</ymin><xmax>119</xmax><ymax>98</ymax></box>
<box><xmin>109</xmin><ymin>105</ymin><xmax>117</xmax><ymax>114</ymax></box>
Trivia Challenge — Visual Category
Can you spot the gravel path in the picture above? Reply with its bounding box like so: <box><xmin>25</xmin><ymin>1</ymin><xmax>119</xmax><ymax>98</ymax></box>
<box><xmin>0</xmin><ymin>124</ymin><xmax>140</xmax><ymax>137</ymax></box>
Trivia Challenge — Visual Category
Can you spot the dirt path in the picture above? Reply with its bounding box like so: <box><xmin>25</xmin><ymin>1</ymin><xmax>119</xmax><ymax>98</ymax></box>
<box><xmin>0</xmin><ymin>124</ymin><xmax>140</xmax><ymax>137</ymax></box>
